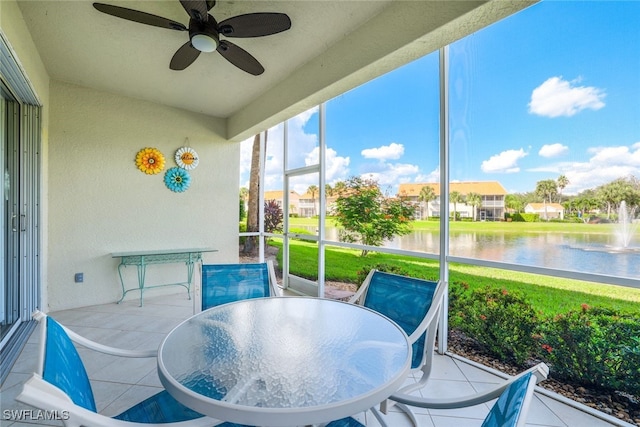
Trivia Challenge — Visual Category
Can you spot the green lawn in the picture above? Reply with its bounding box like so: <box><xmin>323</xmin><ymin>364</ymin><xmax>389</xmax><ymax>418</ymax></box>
<box><xmin>288</xmin><ymin>216</ymin><xmax>623</xmax><ymax>235</ymax></box>
<box><xmin>269</xmin><ymin>239</ymin><xmax>640</xmax><ymax>317</ymax></box>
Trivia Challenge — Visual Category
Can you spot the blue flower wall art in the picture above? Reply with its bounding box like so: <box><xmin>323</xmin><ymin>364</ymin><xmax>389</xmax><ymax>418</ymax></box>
<box><xmin>164</xmin><ymin>167</ymin><xmax>191</xmax><ymax>192</ymax></box>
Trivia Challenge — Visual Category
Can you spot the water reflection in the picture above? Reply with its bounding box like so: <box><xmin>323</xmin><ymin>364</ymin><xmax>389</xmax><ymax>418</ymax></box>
<box><xmin>296</xmin><ymin>226</ymin><xmax>639</xmax><ymax>279</ymax></box>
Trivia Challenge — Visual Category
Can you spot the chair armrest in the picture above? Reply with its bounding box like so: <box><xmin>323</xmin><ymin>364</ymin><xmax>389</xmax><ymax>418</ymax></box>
<box><xmin>390</xmin><ymin>363</ymin><xmax>549</xmax><ymax>409</ymax></box>
<box><xmin>266</xmin><ymin>260</ymin><xmax>279</xmax><ymax>296</ymax></box>
<box><xmin>32</xmin><ymin>310</ymin><xmax>157</xmax><ymax>358</ymax></box>
<box><xmin>347</xmin><ymin>269</ymin><xmax>376</xmax><ymax>304</ymax></box>
<box><xmin>17</xmin><ymin>375</ymin><xmax>225</xmax><ymax>427</ymax></box>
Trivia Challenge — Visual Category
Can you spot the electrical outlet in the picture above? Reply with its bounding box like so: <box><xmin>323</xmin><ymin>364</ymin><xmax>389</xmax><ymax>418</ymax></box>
<box><xmin>74</xmin><ymin>273</ymin><xmax>84</xmax><ymax>283</ymax></box>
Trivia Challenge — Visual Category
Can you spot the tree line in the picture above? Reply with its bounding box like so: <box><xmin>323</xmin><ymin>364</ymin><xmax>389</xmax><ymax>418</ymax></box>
<box><xmin>507</xmin><ymin>175</ymin><xmax>639</xmax><ymax>221</ymax></box>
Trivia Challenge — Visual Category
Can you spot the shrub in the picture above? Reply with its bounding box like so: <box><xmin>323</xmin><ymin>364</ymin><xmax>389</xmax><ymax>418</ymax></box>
<box><xmin>238</xmin><ymin>222</ymin><xmax>247</xmax><ymax>245</ymax></box>
<box><xmin>449</xmin><ymin>283</ymin><xmax>640</xmax><ymax>398</ymax></box>
<box><xmin>537</xmin><ymin>306</ymin><xmax>640</xmax><ymax>397</ymax></box>
<box><xmin>264</xmin><ymin>199</ymin><xmax>283</xmax><ymax>233</ymax></box>
<box><xmin>507</xmin><ymin>213</ymin><xmax>540</xmax><ymax>222</ymax></box>
<box><xmin>450</xmin><ymin>285</ymin><xmax>539</xmax><ymax>365</ymax></box>
<box><xmin>239</xmin><ymin>197</ymin><xmax>246</xmax><ymax>220</ymax></box>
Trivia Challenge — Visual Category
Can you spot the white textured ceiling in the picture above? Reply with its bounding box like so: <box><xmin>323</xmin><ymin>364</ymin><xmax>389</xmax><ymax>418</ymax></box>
<box><xmin>16</xmin><ymin>0</ymin><xmax>535</xmax><ymax>140</ymax></box>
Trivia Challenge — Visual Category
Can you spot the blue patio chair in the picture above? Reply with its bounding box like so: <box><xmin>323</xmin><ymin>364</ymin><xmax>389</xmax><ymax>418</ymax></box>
<box><xmin>16</xmin><ymin>310</ymin><xmax>248</xmax><ymax>427</ymax></box>
<box><xmin>349</xmin><ymin>270</ymin><xmax>446</xmax><ymax>400</ymax></box>
<box><xmin>195</xmin><ymin>260</ymin><xmax>278</xmax><ymax>313</ymax></box>
<box><xmin>389</xmin><ymin>362</ymin><xmax>549</xmax><ymax>427</ymax></box>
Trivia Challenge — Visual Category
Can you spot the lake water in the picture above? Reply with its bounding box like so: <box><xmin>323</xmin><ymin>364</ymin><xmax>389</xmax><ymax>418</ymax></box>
<box><xmin>309</xmin><ymin>227</ymin><xmax>640</xmax><ymax>280</ymax></box>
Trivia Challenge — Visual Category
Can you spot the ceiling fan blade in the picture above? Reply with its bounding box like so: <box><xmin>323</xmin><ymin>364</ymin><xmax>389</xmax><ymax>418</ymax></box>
<box><xmin>217</xmin><ymin>13</ymin><xmax>291</xmax><ymax>38</ymax></box>
<box><xmin>206</xmin><ymin>1</ymin><xmax>216</xmax><ymax>11</ymax></box>
<box><xmin>217</xmin><ymin>41</ymin><xmax>264</xmax><ymax>76</ymax></box>
<box><xmin>170</xmin><ymin>42</ymin><xmax>201</xmax><ymax>70</ymax></box>
<box><xmin>93</xmin><ymin>3</ymin><xmax>186</xmax><ymax>31</ymax></box>
<box><xmin>179</xmin><ymin>0</ymin><xmax>209</xmax><ymax>22</ymax></box>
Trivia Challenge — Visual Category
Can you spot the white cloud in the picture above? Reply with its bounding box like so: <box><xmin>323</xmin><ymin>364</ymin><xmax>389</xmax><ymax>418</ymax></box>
<box><xmin>539</xmin><ymin>143</ymin><xmax>568</xmax><ymax>158</ymax></box>
<box><xmin>361</xmin><ymin>142</ymin><xmax>404</xmax><ymax>160</ymax></box>
<box><xmin>357</xmin><ymin>142</ymin><xmax>427</xmax><ymax>192</ymax></box>
<box><xmin>297</xmin><ymin>147</ymin><xmax>350</xmax><ymax>192</ymax></box>
<box><xmin>528</xmin><ymin>76</ymin><xmax>606</xmax><ymax>117</ymax></box>
<box><xmin>239</xmin><ymin>106</ymin><xmax>354</xmax><ymax>194</ymax></box>
<box><xmin>239</xmin><ymin>136</ymin><xmax>254</xmax><ymax>188</ymax></box>
<box><xmin>588</xmin><ymin>145</ymin><xmax>640</xmax><ymax>166</ymax></box>
<box><xmin>538</xmin><ymin>143</ymin><xmax>640</xmax><ymax>195</ymax></box>
<box><xmin>414</xmin><ymin>166</ymin><xmax>440</xmax><ymax>183</ymax></box>
<box><xmin>239</xmin><ymin>108</ymin><xmax>323</xmax><ymax>191</ymax></box>
<box><xmin>362</xmin><ymin>163</ymin><xmax>420</xmax><ymax>190</ymax></box>
<box><xmin>481</xmin><ymin>149</ymin><xmax>528</xmax><ymax>173</ymax></box>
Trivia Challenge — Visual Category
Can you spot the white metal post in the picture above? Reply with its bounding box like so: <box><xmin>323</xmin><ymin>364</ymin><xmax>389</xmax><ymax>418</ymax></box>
<box><xmin>438</xmin><ymin>46</ymin><xmax>450</xmax><ymax>354</ymax></box>
<box><xmin>318</xmin><ymin>103</ymin><xmax>326</xmax><ymax>298</ymax></box>
<box><xmin>258</xmin><ymin>131</ymin><xmax>266</xmax><ymax>263</ymax></box>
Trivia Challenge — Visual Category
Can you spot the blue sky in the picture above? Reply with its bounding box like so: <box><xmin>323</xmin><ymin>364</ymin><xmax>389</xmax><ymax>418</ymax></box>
<box><xmin>241</xmin><ymin>1</ymin><xmax>640</xmax><ymax>196</ymax></box>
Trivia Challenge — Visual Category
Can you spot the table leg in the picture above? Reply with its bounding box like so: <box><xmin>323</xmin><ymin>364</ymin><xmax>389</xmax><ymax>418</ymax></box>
<box><xmin>115</xmin><ymin>252</ymin><xmax>202</xmax><ymax>306</ymax></box>
<box><xmin>136</xmin><ymin>261</ymin><xmax>147</xmax><ymax>307</ymax></box>
<box><xmin>185</xmin><ymin>261</ymin><xmax>194</xmax><ymax>301</ymax></box>
<box><xmin>117</xmin><ymin>263</ymin><xmax>126</xmax><ymax>304</ymax></box>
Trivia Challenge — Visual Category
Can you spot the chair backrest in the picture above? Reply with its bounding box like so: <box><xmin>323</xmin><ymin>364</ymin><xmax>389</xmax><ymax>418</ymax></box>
<box><xmin>199</xmin><ymin>261</ymin><xmax>275</xmax><ymax>311</ymax></box>
<box><xmin>41</xmin><ymin>316</ymin><xmax>97</xmax><ymax>412</ymax></box>
<box><xmin>482</xmin><ymin>371</ymin><xmax>536</xmax><ymax>427</ymax></box>
<box><xmin>360</xmin><ymin>271</ymin><xmax>441</xmax><ymax>369</ymax></box>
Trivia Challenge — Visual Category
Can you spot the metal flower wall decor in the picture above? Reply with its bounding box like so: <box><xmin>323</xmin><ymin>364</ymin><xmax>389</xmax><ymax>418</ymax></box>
<box><xmin>135</xmin><ymin>143</ymin><xmax>197</xmax><ymax>193</ymax></box>
<box><xmin>175</xmin><ymin>147</ymin><xmax>199</xmax><ymax>170</ymax></box>
<box><xmin>164</xmin><ymin>167</ymin><xmax>191</xmax><ymax>192</ymax></box>
<box><xmin>135</xmin><ymin>147</ymin><xmax>165</xmax><ymax>174</ymax></box>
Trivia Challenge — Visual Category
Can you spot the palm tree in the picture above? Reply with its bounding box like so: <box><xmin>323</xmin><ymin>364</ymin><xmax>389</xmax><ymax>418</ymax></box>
<box><xmin>333</xmin><ymin>180</ymin><xmax>347</xmax><ymax>196</ymax></box>
<box><xmin>243</xmin><ymin>133</ymin><xmax>262</xmax><ymax>254</ymax></box>
<box><xmin>325</xmin><ymin>184</ymin><xmax>334</xmax><ymax>197</ymax></box>
<box><xmin>505</xmin><ymin>194</ymin><xmax>524</xmax><ymax>213</ymax></box>
<box><xmin>557</xmin><ymin>175</ymin><xmax>569</xmax><ymax>202</ymax></box>
<box><xmin>450</xmin><ymin>191</ymin><xmax>463</xmax><ymax>221</ymax></box>
<box><xmin>418</xmin><ymin>185</ymin><xmax>437</xmax><ymax>220</ymax></box>
<box><xmin>465</xmin><ymin>192</ymin><xmax>482</xmax><ymax>221</ymax></box>
<box><xmin>307</xmin><ymin>184</ymin><xmax>318</xmax><ymax>217</ymax></box>
<box><xmin>535</xmin><ymin>179</ymin><xmax>558</xmax><ymax>220</ymax></box>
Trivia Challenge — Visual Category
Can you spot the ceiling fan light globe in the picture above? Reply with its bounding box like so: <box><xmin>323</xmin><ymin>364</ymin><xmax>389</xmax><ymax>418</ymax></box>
<box><xmin>191</xmin><ymin>34</ymin><xmax>218</xmax><ymax>52</ymax></box>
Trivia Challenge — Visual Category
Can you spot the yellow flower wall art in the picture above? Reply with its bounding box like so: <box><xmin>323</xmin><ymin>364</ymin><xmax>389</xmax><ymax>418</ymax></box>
<box><xmin>135</xmin><ymin>147</ymin><xmax>166</xmax><ymax>174</ymax></box>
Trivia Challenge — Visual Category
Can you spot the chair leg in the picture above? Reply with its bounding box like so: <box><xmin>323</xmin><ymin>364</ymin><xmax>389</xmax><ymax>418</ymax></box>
<box><xmin>370</xmin><ymin>407</ymin><xmax>390</xmax><ymax>427</ymax></box>
<box><xmin>394</xmin><ymin>402</ymin><xmax>419</xmax><ymax>427</ymax></box>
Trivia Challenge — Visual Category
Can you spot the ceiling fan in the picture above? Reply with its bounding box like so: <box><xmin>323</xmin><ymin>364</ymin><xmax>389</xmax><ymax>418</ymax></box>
<box><xmin>92</xmin><ymin>1</ymin><xmax>291</xmax><ymax>75</ymax></box>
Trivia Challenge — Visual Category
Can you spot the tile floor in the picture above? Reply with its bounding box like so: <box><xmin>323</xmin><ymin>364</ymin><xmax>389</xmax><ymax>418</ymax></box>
<box><xmin>1</xmin><ymin>291</ymin><xmax>633</xmax><ymax>427</ymax></box>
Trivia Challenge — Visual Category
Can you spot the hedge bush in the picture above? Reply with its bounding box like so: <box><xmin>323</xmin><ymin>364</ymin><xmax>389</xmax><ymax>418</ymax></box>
<box><xmin>505</xmin><ymin>212</ymin><xmax>540</xmax><ymax>222</ymax></box>
<box><xmin>536</xmin><ymin>306</ymin><xmax>640</xmax><ymax>396</ymax></box>
<box><xmin>449</xmin><ymin>282</ymin><xmax>640</xmax><ymax>399</ymax></box>
<box><xmin>449</xmin><ymin>283</ymin><xmax>539</xmax><ymax>365</ymax></box>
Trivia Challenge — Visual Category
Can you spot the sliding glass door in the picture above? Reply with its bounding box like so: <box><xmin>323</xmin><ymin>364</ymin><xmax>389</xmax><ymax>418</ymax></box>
<box><xmin>0</xmin><ymin>59</ymin><xmax>40</xmax><ymax>382</ymax></box>
<box><xmin>1</xmin><ymin>83</ymin><xmax>20</xmax><ymax>344</ymax></box>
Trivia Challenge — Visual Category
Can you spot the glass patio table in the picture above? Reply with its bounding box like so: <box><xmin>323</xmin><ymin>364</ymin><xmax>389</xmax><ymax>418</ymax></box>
<box><xmin>158</xmin><ymin>296</ymin><xmax>411</xmax><ymax>426</ymax></box>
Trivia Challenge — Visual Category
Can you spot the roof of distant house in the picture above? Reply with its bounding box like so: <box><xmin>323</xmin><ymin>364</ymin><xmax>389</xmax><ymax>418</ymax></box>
<box><xmin>525</xmin><ymin>203</ymin><xmax>565</xmax><ymax>211</ymax></box>
<box><xmin>398</xmin><ymin>181</ymin><xmax>508</xmax><ymax>197</ymax></box>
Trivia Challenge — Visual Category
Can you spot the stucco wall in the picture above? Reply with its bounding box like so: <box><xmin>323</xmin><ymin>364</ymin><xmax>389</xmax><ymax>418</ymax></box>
<box><xmin>47</xmin><ymin>81</ymin><xmax>238</xmax><ymax>311</ymax></box>
<box><xmin>0</xmin><ymin>0</ymin><xmax>50</xmax><ymax>102</ymax></box>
